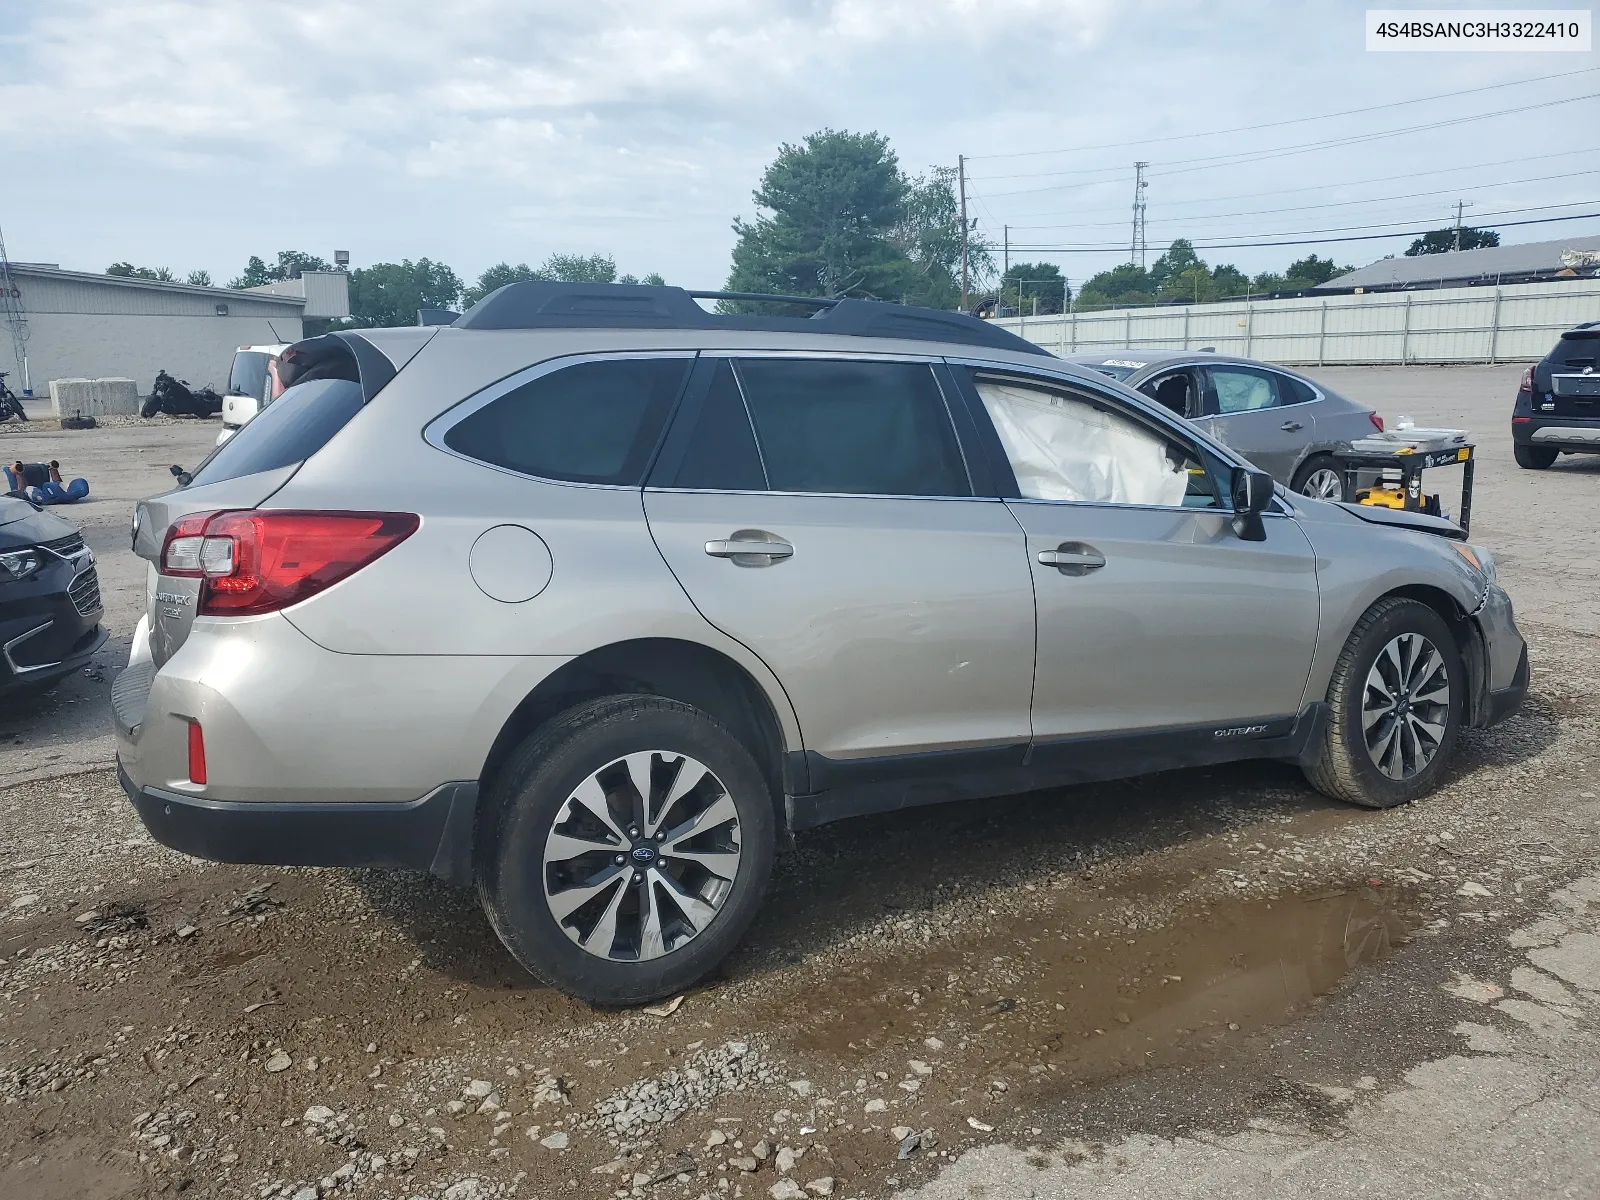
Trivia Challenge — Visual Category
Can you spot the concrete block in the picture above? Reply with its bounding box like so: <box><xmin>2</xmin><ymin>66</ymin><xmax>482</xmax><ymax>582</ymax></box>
<box><xmin>48</xmin><ymin>377</ymin><xmax>140</xmax><ymax>418</ymax></box>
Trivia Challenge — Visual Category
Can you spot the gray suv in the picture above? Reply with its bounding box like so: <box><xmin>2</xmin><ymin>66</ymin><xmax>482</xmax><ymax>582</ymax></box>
<box><xmin>114</xmin><ymin>284</ymin><xmax>1527</xmax><ymax>1005</ymax></box>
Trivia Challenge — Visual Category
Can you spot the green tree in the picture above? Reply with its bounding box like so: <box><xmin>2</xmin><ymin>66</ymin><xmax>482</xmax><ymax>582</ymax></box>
<box><xmin>1076</xmin><ymin>263</ymin><xmax>1155</xmax><ymax>310</ymax></box>
<box><xmin>1209</xmin><ymin>264</ymin><xmax>1251</xmax><ymax>297</ymax></box>
<box><xmin>463</xmin><ymin>255</ymin><xmax>663</xmax><ymax>307</ymax></box>
<box><xmin>725</xmin><ymin>129</ymin><xmax>910</xmax><ymax>303</ymax></box>
<box><xmin>464</xmin><ymin>262</ymin><xmax>540</xmax><ymax>306</ymax></box>
<box><xmin>106</xmin><ymin>262</ymin><xmax>176</xmax><ymax>282</ymax></box>
<box><xmin>228</xmin><ymin>250</ymin><xmax>334</xmax><ymax>289</ymax></box>
<box><xmin>1406</xmin><ymin>226</ymin><xmax>1499</xmax><ymax>256</ymax></box>
<box><xmin>1251</xmin><ymin>270</ymin><xmax>1288</xmax><ymax>294</ymax></box>
<box><xmin>185</xmin><ymin>269</ymin><xmax>212</xmax><ymax>287</ymax></box>
<box><xmin>617</xmin><ymin>272</ymin><xmax>667</xmax><ymax>286</ymax></box>
<box><xmin>1148</xmin><ymin>238</ymin><xmax>1202</xmax><ymax>291</ymax></box>
<box><xmin>1000</xmin><ymin>261</ymin><xmax>1067</xmax><ymax>315</ymax></box>
<box><xmin>1281</xmin><ymin>254</ymin><xmax>1343</xmax><ymax>288</ymax></box>
<box><xmin>886</xmin><ymin>166</ymin><xmax>992</xmax><ymax>309</ymax></box>
<box><xmin>346</xmin><ymin>259</ymin><xmax>463</xmax><ymax>327</ymax></box>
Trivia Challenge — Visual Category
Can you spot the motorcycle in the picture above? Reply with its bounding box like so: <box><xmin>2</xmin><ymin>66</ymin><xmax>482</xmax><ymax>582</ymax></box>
<box><xmin>142</xmin><ymin>370</ymin><xmax>223</xmax><ymax>419</ymax></box>
<box><xmin>0</xmin><ymin>372</ymin><xmax>28</xmax><ymax>422</ymax></box>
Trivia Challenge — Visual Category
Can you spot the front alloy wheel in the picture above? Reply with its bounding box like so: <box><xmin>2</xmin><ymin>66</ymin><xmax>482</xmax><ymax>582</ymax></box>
<box><xmin>543</xmin><ymin>752</ymin><xmax>742</xmax><ymax>962</ymax></box>
<box><xmin>1362</xmin><ymin>633</ymin><xmax>1450</xmax><ymax>780</ymax></box>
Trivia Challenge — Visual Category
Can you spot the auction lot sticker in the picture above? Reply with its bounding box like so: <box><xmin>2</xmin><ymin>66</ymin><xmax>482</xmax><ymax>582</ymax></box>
<box><xmin>1367</xmin><ymin>9</ymin><xmax>1591</xmax><ymax>50</ymax></box>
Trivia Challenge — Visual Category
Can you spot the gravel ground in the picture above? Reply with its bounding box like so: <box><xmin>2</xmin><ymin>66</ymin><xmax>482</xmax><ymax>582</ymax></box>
<box><xmin>0</xmin><ymin>368</ymin><xmax>1596</xmax><ymax>1200</ymax></box>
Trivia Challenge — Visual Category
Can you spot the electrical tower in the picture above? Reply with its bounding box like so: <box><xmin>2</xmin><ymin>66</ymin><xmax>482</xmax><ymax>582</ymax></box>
<box><xmin>1131</xmin><ymin>162</ymin><xmax>1149</xmax><ymax>269</ymax></box>
<box><xmin>0</xmin><ymin>221</ymin><xmax>29</xmax><ymax>394</ymax></box>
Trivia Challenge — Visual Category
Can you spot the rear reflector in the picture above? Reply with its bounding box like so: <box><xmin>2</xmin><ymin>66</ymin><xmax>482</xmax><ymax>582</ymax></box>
<box><xmin>187</xmin><ymin>720</ymin><xmax>207</xmax><ymax>784</ymax></box>
<box><xmin>161</xmin><ymin>511</ymin><xmax>420</xmax><ymax>616</ymax></box>
<box><xmin>1512</xmin><ymin>416</ymin><xmax>1532</xmax><ymax>423</ymax></box>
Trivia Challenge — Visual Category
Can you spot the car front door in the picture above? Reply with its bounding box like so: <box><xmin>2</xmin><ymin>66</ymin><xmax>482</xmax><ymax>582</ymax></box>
<box><xmin>1196</xmin><ymin>363</ymin><xmax>1314</xmax><ymax>482</ymax></box>
<box><xmin>644</xmin><ymin>355</ymin><xmax>1036</xmax><ymax>765</ymax></box>
<box><xmin>953</xmin><ymin>366</ymin><xmax>1320</xmax><ymax>745</ymax></box>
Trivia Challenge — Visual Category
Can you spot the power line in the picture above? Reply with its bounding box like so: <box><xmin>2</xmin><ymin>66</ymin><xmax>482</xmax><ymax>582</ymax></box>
<box><xmin>973</xmin><ymin>90</ymin><xmax>1599</xmax><ymax>196</ymax></box>
<box><xmin>994</xmin><ymin>169</ymin><xmax>1600</xmax><ymax>232</ymax></box>
<box><xmin>976</xmin><ymin>146</ymin><xmax>1600</xmax><ymax>221</ymax></box>
<box><xmin>1003</xmin><ymin>210</ymin><xmax>1600</xmax><ymax>254</ymax></box>
<box><xmin>965</xmin><ymin>65</ymin><xmax>1600</xmax><ymax>161</ymax></box>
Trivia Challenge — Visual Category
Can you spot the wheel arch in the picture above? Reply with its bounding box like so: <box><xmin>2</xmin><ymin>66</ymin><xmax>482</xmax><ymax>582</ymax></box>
<box><xmin>1370</xmin><ymin>584</ymin><xmax>1490</xmax><ymax>726</ymax></box>
<box><xmin>477</xmin><ymin>637</ymin><xmax>798</xmax><ymax>825</ymax></box>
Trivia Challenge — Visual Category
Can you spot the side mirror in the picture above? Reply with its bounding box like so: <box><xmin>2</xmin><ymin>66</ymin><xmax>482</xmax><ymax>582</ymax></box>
<box><xmin>1229</xmin><ymin>466</ymin><xmax>1274</xmax><ymax>541</ymax></box>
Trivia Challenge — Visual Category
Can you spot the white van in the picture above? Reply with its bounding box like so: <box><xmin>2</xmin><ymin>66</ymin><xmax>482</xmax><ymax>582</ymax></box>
<box><xmin>217</xmin><ymin>344</ymin><xmax>288</xmax><ymax>445</ymax></box>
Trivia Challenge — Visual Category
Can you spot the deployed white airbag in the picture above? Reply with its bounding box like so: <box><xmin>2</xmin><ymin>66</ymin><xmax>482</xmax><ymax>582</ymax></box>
<box><xmin>977</xmin><ymin>379</ymin><xmax>1189</xmax><ymax>507</ymax></box>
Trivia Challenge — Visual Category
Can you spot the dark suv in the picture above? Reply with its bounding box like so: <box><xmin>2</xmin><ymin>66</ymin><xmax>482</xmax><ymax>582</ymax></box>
<box><xmin>1513</xmin><ymin>321</ymin><xmax>1600</xmax><ymax>469</ymax></box>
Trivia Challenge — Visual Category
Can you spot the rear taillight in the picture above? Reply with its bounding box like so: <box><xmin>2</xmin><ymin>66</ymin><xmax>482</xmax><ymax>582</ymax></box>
<box><xmin>1518</xmin><ymin>366</ymin><xmax>1533</xmax><ymax>394</ymax></box>
<box><xmin>187</xmin><ymin>720</ymin><xmax>207</xmax><ymax>785</ymax></box>
<box><xmin>161</xmin><ymin>511</ymin><xmax>419</xmax><ymax>616</ymax></box>
<box><xmin>1368</xmin><ymin>413</ymin><xmax>1385</xmax><ymax>433</ymax></box>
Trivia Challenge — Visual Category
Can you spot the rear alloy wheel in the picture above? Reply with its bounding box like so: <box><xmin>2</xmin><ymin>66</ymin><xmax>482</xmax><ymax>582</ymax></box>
<box><xmin>1303</xmin><ymin>597</ymin><xmax>1463</xmax><ymax>809</ymax></box>
<box><xmin>479</xmin><ymin>695</ymin><xmax>774</xmax><ymax>1005</ymax></box>
<box><xmin>1514</xmin><ymin>444</ymin><xmax>1558</xmax><ymax>470</ymax></box>
<box><xmin>1293</xmin><ymin>454</ymin><xmax>1345</xmax><ymax>501</ymax></box>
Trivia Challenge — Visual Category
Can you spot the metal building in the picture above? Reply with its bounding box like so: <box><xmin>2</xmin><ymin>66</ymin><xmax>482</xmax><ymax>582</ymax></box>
<box><xmin>0</xmin><ymin>264</ymin><xmax>349</xmax><ymax>396</ymax></box>
<box><xmin>1320</xmin><ymin>235</ymin><xmax>1600</xmax><ymax>292</ymax></box>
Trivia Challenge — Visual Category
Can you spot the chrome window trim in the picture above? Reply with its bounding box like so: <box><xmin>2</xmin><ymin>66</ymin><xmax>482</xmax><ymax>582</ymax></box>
<box><xmin>421</xmin><ymin>350</ymin><xmax>699</xmax><ymax>490</ymax></box>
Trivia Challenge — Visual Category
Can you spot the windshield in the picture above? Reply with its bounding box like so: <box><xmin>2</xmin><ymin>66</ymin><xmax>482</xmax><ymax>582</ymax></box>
<box><xmin>227</xmin><ymin>351</ymin><xmax>272</xmax><ymax>398</ymax></box>
<box><xmin>186</xmin><ymin>378</ymin><xmax>364</xmax><ymax>488</ymax></box>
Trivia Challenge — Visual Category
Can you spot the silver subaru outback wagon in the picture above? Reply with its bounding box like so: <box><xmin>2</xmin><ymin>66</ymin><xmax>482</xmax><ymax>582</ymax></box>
<box><xmin>114</xmin><ymin>284</ymin><xmax>1528</xmax><ymax>1005</ymax></box>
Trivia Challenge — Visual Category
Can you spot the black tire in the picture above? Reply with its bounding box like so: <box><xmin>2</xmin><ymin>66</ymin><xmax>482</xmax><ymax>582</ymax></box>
<box><xmin>1291</xmin><ymin>454</ymin><xmax>1345</xmax><ymax>501</ymax></box>
<box><xmin>1514</xmin><ymin>443</ymin><xmax>1558</xmax><ymax>470</ymax></box>
<box><xmin>477</xmin><ymin>695</ymin><xmax>776</xmax><ymax>1005</ymax></box>
<box><xmin>1303</xmin><ymin>597</ymin><xmax>1463</xmax><ymax>809</ymax></box>
<box><xmin>140</xmin><ymin>397</ymin><xmax>161</xmax><ymax>419</ymax></box>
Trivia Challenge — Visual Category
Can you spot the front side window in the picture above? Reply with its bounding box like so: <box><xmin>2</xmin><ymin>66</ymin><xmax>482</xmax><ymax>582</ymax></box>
<box><xmin>1139</xmin><ymin>370</ymin><xmax>1196</xmax><ymax>418</ymax></box>
<box><xmin>445</xmin><ymin>357</ymin><xmax>690</xmax><ymax>485</ymax></box>
<box><xmin>733</xmin><ymin>359</ymin><xmax>970</xmax><ymax>497</ymax></box>
<box><xmin>1207</xmin><ymin>365</ymin><xmax>1284</xmax><ymax>414</ymax></box>
<box><xmin>976</xmin><ymin>376</ymin><xmax>1218</xmax><ymax>509</ymax></box>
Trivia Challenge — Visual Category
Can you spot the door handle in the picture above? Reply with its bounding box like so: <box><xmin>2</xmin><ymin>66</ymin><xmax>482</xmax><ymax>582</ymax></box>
<box><xmin>705</xmin><ymin>531</ymin><xmax>793</xmax><ymax>565</ymax></box>
<box><xmin>1037</xmin><ymin>543</ymin><xmax>1106</xmax><ymax>575</ymax></box>
<box><xmin>1280</xmin><ymin>420</ymin><xmax>1304</xmax><ymax>432</ymax></box>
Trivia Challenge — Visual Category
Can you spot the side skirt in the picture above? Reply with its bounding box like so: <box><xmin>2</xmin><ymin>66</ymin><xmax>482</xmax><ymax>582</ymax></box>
<box><xmin>785</xmin><ymin>706</ymin><xmax>1327</xmax><ymax>832</ymax></box>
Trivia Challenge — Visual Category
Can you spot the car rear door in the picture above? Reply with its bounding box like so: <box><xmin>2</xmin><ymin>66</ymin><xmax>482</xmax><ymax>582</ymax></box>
<box><xmin>951</xmin><ymin>365</ymin><xmax>1320</xmax><ymax>742</ymax></box>
<box><xmin>1196</xmin><ymin>363</ymin><xmax>1314</xmax><ymax>483</ymax></box>
<box><xmin>644</xmin><ymin>355</ymin><xmax>1036</xmax><ymax>763</ymax></box>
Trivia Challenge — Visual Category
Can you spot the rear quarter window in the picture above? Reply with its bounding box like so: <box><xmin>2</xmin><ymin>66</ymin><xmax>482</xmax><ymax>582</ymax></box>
<box><xmin>444</xmin><ymin>358</ymin><xmax>690</xmax><ymax>485</ymax></box>
<box><xmin>187</xmin><ymin>378</ymin><xmax>365</xmax><ymax>487</ymax></box>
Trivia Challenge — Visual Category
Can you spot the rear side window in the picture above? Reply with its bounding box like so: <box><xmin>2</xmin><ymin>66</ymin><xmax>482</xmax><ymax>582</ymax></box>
<box><xmin>1281</xmin><ymin>374</ymin><xmax>1318</xmax><ymax>405</ymax></box>
<box><xmin>734</xmin><ymin>359</ymin><xmax>970</xmax><ymax>497</ymax></box>
<box><xmin>187</xmin><ymin>378</ymin><xmax>365</xmax><ymax>487</ymax></box>
<box><xmin>672</xmin><ymin>362</ymin><xmax>767</xmax><ymax>491</ymax></box>
<box><xmin>446</xmin><ymin>358</ymin><xmax>689</xmax><ymax>485</ymax></box>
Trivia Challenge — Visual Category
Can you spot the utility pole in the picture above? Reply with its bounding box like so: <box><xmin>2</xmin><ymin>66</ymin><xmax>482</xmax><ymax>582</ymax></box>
<box><xmin>958</xmin><ymin>155</ymin><xmax>969</xmax><ymax>312</ymax></box>
<box><xmin>1453</xmin><ymin>199</ymin><xmax>1472</xmax><ymax>252</ymax></box>
<box><xmin>0</xmin><ymin>221</ymin><xmax>29</xmax><ymax>396</ymax></box>
<box><xmin>1131</xmin><ymin>161</ymin><xmax>1149</xmax><ymax>269</ymax></box>
<box><xmin>1003</xmin><ymin>225</ymin><xmax>1009</xmax><ymax>278</ymax></box>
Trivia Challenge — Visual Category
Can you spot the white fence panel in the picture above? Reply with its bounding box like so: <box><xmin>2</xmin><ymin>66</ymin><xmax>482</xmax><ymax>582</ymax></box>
<box><xmin>996</xmin><ymin>278</ymin><xmax>1600</xmax><ymax>365</ymax></box>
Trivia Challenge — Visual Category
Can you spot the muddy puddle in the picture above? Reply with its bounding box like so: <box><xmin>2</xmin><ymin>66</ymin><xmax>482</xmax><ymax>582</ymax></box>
<box><xmin>771</xmin><ymin>883</ymin><xmax>1414</xmax><ymax>1099</ymax></box>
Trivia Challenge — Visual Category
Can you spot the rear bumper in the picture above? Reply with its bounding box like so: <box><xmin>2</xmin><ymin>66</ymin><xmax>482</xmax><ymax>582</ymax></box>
<box><xmin>118</xmin><ymin>760</ymin><xmax>477</xmax><ymax>885</ymax></box>
<box><xmin>1513</xmin><ymin>412</ymin><xmax>1600</xmax><ymax>451</ymax></box>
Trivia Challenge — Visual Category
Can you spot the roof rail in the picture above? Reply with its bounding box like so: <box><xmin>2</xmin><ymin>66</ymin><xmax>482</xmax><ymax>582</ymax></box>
<box><xmin>452</xmin><ymin>282</ymin><xmax>1051</xmax><ymax>356</ymax></box>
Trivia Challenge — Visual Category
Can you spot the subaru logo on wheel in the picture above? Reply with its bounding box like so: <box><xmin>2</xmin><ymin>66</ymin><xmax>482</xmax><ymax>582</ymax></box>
<box><xmin>631</xmin><ymin>845</ymin><xmax>656</xmax><ymax>863</ymax></box>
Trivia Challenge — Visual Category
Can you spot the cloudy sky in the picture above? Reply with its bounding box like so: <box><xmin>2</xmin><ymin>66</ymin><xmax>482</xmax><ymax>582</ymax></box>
<box><xmin>0</xmin><ymin>0</ymin><xmax>1594</xmax><ymax>293</ymax></box>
